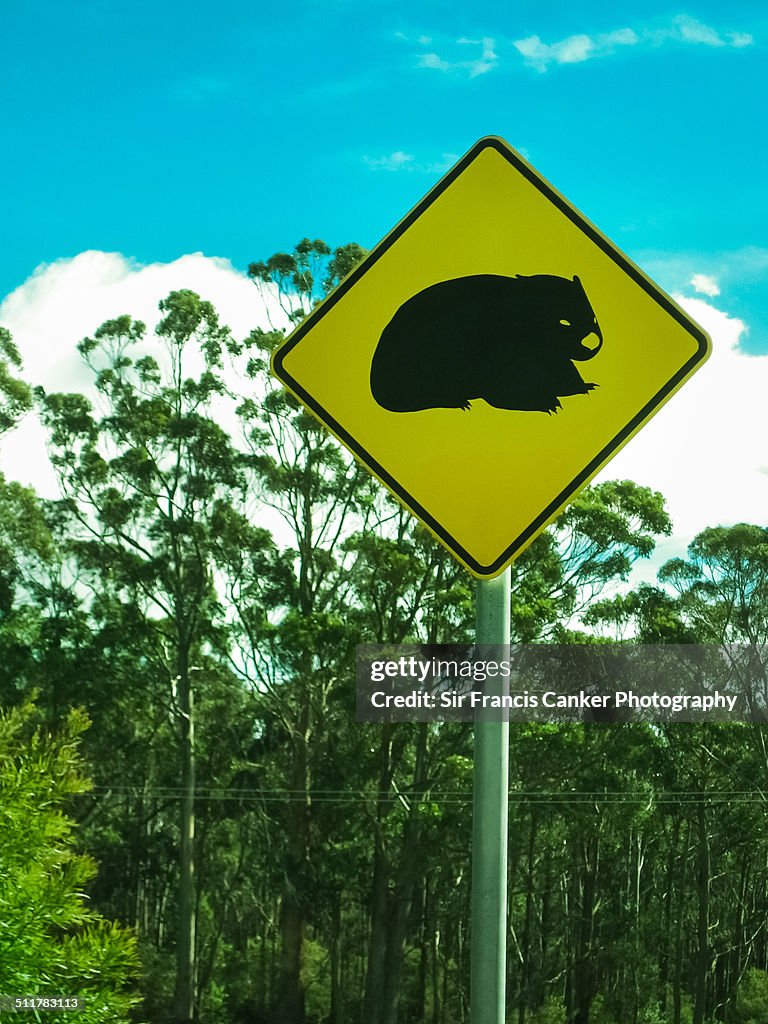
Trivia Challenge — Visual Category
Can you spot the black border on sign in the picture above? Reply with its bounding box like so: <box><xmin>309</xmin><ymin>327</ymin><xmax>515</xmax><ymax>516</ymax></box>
<box><xmin>271</xmin><ymin>136</ymin><xmax>711</xmax><ymax>578</ymax></box>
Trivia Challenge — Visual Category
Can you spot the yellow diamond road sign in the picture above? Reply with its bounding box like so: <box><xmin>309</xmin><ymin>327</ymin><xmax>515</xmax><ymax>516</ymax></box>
<box><xmin>271</xmin><ymin>136</ymin><xmax>711</xmax><ymax>579</ymax></box>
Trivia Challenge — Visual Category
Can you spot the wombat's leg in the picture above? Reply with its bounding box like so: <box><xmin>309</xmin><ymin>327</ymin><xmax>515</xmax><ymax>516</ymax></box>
<box><xmin>551</xmin><ymin>362</ymin><xmax>599</xmax><ymax>397</ymax></box>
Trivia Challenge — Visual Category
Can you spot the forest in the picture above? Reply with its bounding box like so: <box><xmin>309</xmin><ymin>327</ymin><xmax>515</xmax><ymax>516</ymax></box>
<box><xmin>1</xmin><ymin>238</ymin><xmax>768</xmax><ymax>1024</ymax></box>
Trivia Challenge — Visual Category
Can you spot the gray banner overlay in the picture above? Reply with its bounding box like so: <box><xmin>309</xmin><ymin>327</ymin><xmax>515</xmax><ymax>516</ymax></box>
<box><xmin>356</xmin><ymin>644</ymin><xmax>768</xmax><ymax>723</ymax></box>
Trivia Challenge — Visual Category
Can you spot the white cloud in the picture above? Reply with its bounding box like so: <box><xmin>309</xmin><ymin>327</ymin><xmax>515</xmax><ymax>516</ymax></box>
<box><xmin>2</xmin><ymin>255</ymin><xmax>767</xmax><ymax>578</ymax></box>
<box><xmin>595</xmin><ymin>295</ymin><xmax>768</xmax><ymax>572</ymax></box>
<box><xmin>513</xmin><ymin>16</ymin><xmax>752</xmax><ymax>71</ymax></box>
<box><xmin>363</xmin><ymin>151</ymin><xmax>458</xmax><ymax>174</ymax></box>
<box><xmin>691</xmin><ymin>273</ymin><xmax>720</xmax><ymax>297</ymax></box>
<box><xmin>409</xmin><ymin>15</ymin><xmax>753</xmax><ymax>77</ymax></box>
<box><xmin>0</xmin><ymin>251</ymin><xmax>285</xmax><ymax>497</ymax></box>
<box><xmin>674</xmin><ymin>15</ymin><xmax>724</xmax><ymax>46</ymax></box>
<box><xmin>728</xmin><ymin>31</ymin><xmax>754</xmax><ymax>47</ymax></box>
<box><xmin>363</xmin><ymin>151</ymin><xmax>416</xmax><ymax>171</ymax></box>
<box><xmin>416</xmin><ymin>36</ymin><xmax>498</xmax><ymax>77</ymax></box>
<box><xmin>457</xmin><ymin>37</ymin><xmax>498</xmax><ymax>77</ymax></box>
<box><xmin>514</xmin><ymin>28</ymin><xmax>639</xmax><ymax>70</ymax></box>
<box><xmin>553</xmin><ymin>35</ymin><xmax>595</xmax><ymax>63</ymax></box>
<box><xmin>418</xmin><ymin>53</ymin><xmax>450</xmax><ymax>71</ymax></box>
<box><xmin>633</xmin><ymin>247</ymin><xmax>768</xmax><ymax>322</ymax></box>
<box><xmin>668</xmin><ymin>15</ymin><xmax>753</xmax><ymax>48</ymax></box>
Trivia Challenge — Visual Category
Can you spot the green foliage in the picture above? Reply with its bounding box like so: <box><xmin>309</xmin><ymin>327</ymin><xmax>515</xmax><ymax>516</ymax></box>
<box><xmin>0</xmin><ymin>474</ymin><xmax>54</xmax><ymax>694</ymax></box>
<box><xmin>36</xmin><ymin>288</ymin><xmax>288</xmax><ymax>1023</ymax></box>
<box><xmin>556</xmin><ymin>479</ymin><xmax>672</xmax><ymax>596</ymax></box>
<box><xmin>247</xmin><ymin>237</ymin><xmax>366</xmax><ymax>323</ymax></box>
<box><xmin>0</xmin><ymin>326</ymin><xmax>33</xmax><ymax>435</ymax></box>
<box><xmin>637</xmin><ymin>1003</ymin><xmax>667</xmax><ymax>1024</ymax></box>
<box><xmin>528</xmin><ymin>996</ymin><xmax>567</xmax><ymax>1023</ymax></box>
<box><xmin>9</xmin><ymin>247</ymin><xmax>768</xmax><ymax>1024</ymax></box>
<box><xmin>660</xmin><ymin>523</ymin><xmax>768</xmax><ymax>642</ymax></box>
<box><xmin>731</xmin><ymin>967</ymin><xmax>768</xmax><ymax>1024</ymax></box>
<box><xmin>0</xmin><ymin>701</ymin><xmax>139</xmax><ymax>1022</ymax></box>
<box><xmin>300</xmin><ymin>938</ymin><xmax>331</xmax><ymax>1022</ymax></box>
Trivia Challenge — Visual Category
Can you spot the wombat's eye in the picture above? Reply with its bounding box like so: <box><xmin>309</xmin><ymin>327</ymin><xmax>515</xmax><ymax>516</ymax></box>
<box><xmin>559</xmin><ymin>319</ymin><xmax>572</xmax><ymax>326</ymax></box>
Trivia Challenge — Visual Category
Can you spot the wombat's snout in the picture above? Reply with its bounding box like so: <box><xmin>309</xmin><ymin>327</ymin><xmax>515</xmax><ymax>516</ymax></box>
<box><xmin>580</xmin><ymin>331</ymin><xmax>602</xmax><ymax>356</ymax></box>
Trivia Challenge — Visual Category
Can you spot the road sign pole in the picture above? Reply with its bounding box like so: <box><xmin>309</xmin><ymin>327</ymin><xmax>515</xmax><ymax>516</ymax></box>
<box><xmin>471</xmin><ymin>568</ymin><xmax>511</xmax><ymax>1024</ymax></box>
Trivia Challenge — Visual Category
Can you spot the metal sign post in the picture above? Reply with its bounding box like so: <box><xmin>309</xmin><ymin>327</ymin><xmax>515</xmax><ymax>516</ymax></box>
<box><xmin>471</xmin><ymin>568</ymin><xmax>511</xmax><ymax>1024</ymax></box>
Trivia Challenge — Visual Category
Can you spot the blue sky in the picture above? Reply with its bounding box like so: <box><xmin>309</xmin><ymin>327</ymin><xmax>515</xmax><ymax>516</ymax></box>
<box><xmin>2</xmin><ymin>0</ymin><xmax>767</xmax><ymax>350</ymax></box>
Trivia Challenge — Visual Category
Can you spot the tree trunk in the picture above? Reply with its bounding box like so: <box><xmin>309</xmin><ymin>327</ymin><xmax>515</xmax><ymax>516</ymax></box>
<box><xmin>379</xmin><ymin>727</ymin><xmax>428</xmax><ymax>1024</ymax></box>
<box><xmin>380</xmin><ymin>827</ymin><xmax>421</xmax><ymax>1024</ymax></box>
<box><xmin>364</xmin><ymin>843</ymin><xmax>391</xmax><ymax>1024</ymax></box>
<box><xmin>276</xmin><ymin>896</ymin><xmax>305</xmax><ymax>1024</ymax></box>
<box><xmin>363</xmin><ymin>726</ymin><xmax>400</xmax><ymax>1024</ymax></box>
<box><xmin>518</xmin><ymin>812</ymin><xmax>538</xmax><ymax>1024</ymax></box>
<box><xmin>363</xmin><ymin>725</ymin><xmax>427</xmax><ymax>1024</ymax></box>
<box><xmin>174</xmin><ymin>658</ymin><xmax>197</xmax><ymax>1024</ymax></box>
<box><xmin>273</xmin><ymin>699</ymin><xmax>311</xmax><ymax>1024</ymax></box>
<box><xmin>417</xmin><ymin>884</ymin><xmax>428</xmax><ymax>1023</ymax></box>
<box><xmin>571</xmin><ymin>835</ymin><xmax>598</xmax><ymax>1024</ymax></box>
<box><xmin>724</xmin><ymin>852</ymin><xmax>749</xmax><ymax>1022</ymax></box>
<box><xmin>329</xmin><ymin>891</ymin><xmax>343</xmax><ymax>1024</ymax></box>
<box><xmin>673</xmin><ymin>822</ymin><xmax>690</xmax><ymax>1024</ymax></box>
<box><xmin>431</xmin><ymin>897</ymin><xmax>441</xmax><ymax>1024</ymax></box>
<box><xmin>693</xmin><ymin>801</ymin><xmax>710</xmax><ymax>1024</ymax></box>
<box><xmin>659</xmin><ymin>818</ymin><xmax>681</xmax><ymax>1014</ymax></box>
<box><xmin>632</xmin><ymin>830</ymin><xmax>644</xmax><ymax>1024</ymax></box>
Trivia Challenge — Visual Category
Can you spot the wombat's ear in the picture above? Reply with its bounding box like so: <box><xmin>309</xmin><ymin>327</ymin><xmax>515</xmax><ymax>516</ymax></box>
<box><xmin>573</xmin><ymin>275</ymin><xmax>581</xmax><ymax>284</ymax></box>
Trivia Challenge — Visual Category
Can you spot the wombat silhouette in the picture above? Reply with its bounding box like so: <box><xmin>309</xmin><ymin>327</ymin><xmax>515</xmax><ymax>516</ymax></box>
<box><xmin>370</xmin><ymin>274</ymin><xmax>603</xmax><ymax>414</ymax></box>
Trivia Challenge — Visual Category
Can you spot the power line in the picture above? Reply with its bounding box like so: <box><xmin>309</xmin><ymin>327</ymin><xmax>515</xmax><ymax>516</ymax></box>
<box><xmin>83</xmin><ymin>785</ymin><xmax>768</xmax><ymax>805</ymax></box>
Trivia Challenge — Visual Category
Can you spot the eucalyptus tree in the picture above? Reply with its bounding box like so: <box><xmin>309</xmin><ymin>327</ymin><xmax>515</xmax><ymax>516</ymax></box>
<box><xmin>239</xmin><ymin>238</ymin><xmax>480</xmax><ymax>1023</ymax></box>
<box><xmin>568</xmin><ymin>523</ymin><xmax>768</xmax><ymax>1024</ymax></box>
<box><xmin>221</xmin><ymin>238</ymin><xmax>380</xmax><ymax>1024</ymax></box>
<box><xmin>657</xmin><ymin>524</ymin><xmax>768</xmax><ymax>1022</ymax></box>
<box><xmin>0</xmin><ymin>326</ymin><xmax>32</xmax><ymax>435</ymax></box>
<box><xmin>0</xmin><ymin>474</ymin><xmax>51</xmax><ymax>698</ymax></box>
<box><xmin>0</xmin><ymin>327</ymin><xmax>39</xmax><ymax>693</ymax></box>
<box><xmin>37</xmin><ymin>290</ymin><xmax>256</xmax><ymax>1024</ymax></box>
<box><xmin>341</xmin><ymin>509</ymin><xmax>474</xmax><ymax>1024</ymax></box>
<box><xmin>659</xmin><ymin>524</ymin><xmax>768</xmax><ymax>645</ymax></box>
<box><xmin>550</xmin><ymin>478</ymin><xmax>673</xmax><ymax>635</ymax></box>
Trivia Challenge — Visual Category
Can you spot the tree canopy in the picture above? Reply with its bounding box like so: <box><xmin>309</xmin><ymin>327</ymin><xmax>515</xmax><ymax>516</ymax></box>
<box><xmin>1</xmin><ymin>240</ymin><xmax>768</xmax><ymax>1024</ymax></box>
